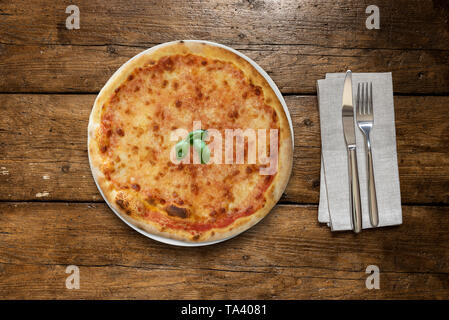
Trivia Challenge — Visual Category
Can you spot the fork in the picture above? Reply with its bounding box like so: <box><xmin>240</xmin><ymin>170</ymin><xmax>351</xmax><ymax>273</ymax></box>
<box><xmin>356</xmin><ymin>82</ymin><xmax>379</xmax><ymax>227</ymax></box>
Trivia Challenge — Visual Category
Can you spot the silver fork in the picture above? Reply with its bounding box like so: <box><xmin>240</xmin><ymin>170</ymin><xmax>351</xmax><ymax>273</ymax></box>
<box><xmin>356</xmin><ymin>82</ymin><xmax>379</xmax><ymax>227</ymax></box>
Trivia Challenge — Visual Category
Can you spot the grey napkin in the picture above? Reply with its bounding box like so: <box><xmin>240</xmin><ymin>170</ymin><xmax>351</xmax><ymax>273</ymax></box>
<box><xmin>317</xmin><ymin>72</ymin><xmax>402</xmax><ymax>231</ymax></box>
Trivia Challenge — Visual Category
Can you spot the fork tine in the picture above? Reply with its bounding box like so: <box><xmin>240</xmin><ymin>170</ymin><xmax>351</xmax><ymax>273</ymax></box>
<box><xmin>369</xmin><ymin>82</ymin><xmax>373</xmax><ymax>114</ymax></box>
<box><xmin>361</xmin><ymin>82</ymin><xmax>365</xmax><ymax>114</ymax></box>
<box><xmin>359</xmin><ymin>83</ymin><xmax>362</xmax><ymax>114</ymax></box>
<box><xmin>367</xmin><ymin>82</ymin><xmax>370</xmax><ymax>114</ymax></box>
<box><xmin>364</xmin><ymin>82</ymin><xmax>369</xmax><ymax>115</ymax></box>
<box><xmin>363</xmin><ymin>82</ymin><xmax>366</xmax><ymax>115</ymax></box>
<box><xmin>361</xmin><ymin>82</ymin><xmax>365</xmax><ymax>115</ymax></box>
<box><xmin>360</xmin><ymin>82</ymin><xmax>363</xmax><ymax>114</ymax></box>
<box><xmin>357</xmin><ymin>83</ymin><xmax>361</xmax><ymax>114</ymax></box>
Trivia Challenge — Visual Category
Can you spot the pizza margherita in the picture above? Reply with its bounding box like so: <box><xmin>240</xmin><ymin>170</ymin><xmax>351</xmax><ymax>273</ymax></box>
<box><xmin>88</xmin><ymin>41</ymin><xmax>293</xmax><ymax>243</ymax></box>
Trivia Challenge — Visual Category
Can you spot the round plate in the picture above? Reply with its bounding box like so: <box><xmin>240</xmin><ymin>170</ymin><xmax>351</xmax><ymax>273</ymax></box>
<box><xmin>88</xmin><ymin>40</ymin><xmax>294</xmax><ymax>247</ymax></box>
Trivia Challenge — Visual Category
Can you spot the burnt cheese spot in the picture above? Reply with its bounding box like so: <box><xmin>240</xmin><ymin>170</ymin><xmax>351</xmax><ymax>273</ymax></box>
<box><xmin>131</xmin><ymin>184</ymin><xmax>141</xmax><ymax>191</ymax></box>
<box><xmin>116</xmin><ymin>199</ymin><xmax>127</xmax><ymax>209</ymax></box>
<box><xmin>272</xmin><ymin>109</ymin><xmax>278</xmax><ymax>122</ymax></box>
<box><xmin>146</xmin><ymin>197</ymin><xmax>156</xmax><ymax>206</ymax></box>
<box><xmin>162</xmin><ymin>57</ymin><xmax>174</xmax><ymax>71</ymax></box>
<box><xmin>116</xmin><ymin>198</ymin><xmax>131</xmax><ymax>215</ymax></box>
<box><xmin>110</xmin><ymin>93</ymin><xmax>120</xmax><ymax>103</ymax></box>
<box><xmin>116</xmin><ymin>128</ymin><xmax>125</xmax><ymax>136</ymax></box>
<box><xmin>196</xmin><ymin>86</ymin><xmax>203</xmax><ymax>99</ymax></box>
<box><xmin>191</xmin><ymin>184</ymin><xmax>199</xmax><ymax>195</ymax></box>
<box><xmin>228</xmin><ymin>110</ymin><xmax>239</xmax><ymax>119</ymax></box>
<box><xmin>175</xmin><ymin>100</ymin><xmax>182</xmax><ymax>108</ymax></box>
<box><xmin>165</xmin><ymin>205</ymin><xmax>188</xmax><ymax>218</ymax></box>
<box><xmin>224</xmin><ymin>188</ymin><xmax>235</xmax><ymax>201</ymax></box>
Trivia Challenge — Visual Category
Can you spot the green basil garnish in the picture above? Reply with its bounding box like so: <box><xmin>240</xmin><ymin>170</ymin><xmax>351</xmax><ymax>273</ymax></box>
<box><xmin>201</xmin><ymin>144</ymin><xmax>210</xmax><ymax>164</ymax></box>
<box><xmin>193</xmin><ymin>139</ymin><xmax>210</xmax><ymax>164</ymax></box>
<box><xmin>175</xmin><ymin>140</ymin><xmax>189</xmax><ymax>160</ymax></box>
<box><xmin>176</xmin><ymin>130</ymin><xmax>209</xmax><ymax>164</ymax></box>
<box><xmin>187</xmin><ymin>129</ymin><xmax>208</xmax><ymax>145</ymax></box>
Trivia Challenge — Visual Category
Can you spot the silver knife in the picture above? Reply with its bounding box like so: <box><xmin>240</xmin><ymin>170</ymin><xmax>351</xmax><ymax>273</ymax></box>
<box><xmin>342</xmin><ymin>70</ymin><xmax>362</xmax><ymax>233</ymax></box>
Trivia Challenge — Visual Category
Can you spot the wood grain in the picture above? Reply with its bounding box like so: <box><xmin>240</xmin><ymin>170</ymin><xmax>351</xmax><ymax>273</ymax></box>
<box><xmin>0</xmin><ymin>44</ymin><xmax>447</xmax><ymax>94</ymax></box>
<box><xmin>0</xmin><ymin>0</ymin><xmax>448</xmax><ymax>94</ymax></box>
<box><xmin>0</xmin><ymin>202</ymin><xmax>448</xmax><ymax>299</ymax></box>
<box><xmin>0</xmin><ymin>0</ymin><xmax>448</xmax><ymax>300</ymax></box>
<box><xmin>0</xmin><ymin>94</ymin><xmax>448</xmax><ymax>204</ymax></box>
<box><xmin>1</xmin><ymin>0</ymin><xmax>448</xmax><ymax>49</ymax></box>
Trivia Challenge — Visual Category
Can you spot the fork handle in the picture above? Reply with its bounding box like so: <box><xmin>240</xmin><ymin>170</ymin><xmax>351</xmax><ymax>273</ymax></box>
<box><xmin>366</xmin><ymin>141</ymin><xmax>379</xmax><ymax>227</ymax></box>
<box><xmin>348</xmin><ymin>147</ymin><xmax>362</xmax><ymax>233</ymax></box>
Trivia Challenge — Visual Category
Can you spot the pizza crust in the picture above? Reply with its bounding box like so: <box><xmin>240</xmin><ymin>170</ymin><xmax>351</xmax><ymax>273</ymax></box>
<box><xmin>88</xmin><ymin>40</ymin><xmax>293</xmax><ymax>243</ymax></box>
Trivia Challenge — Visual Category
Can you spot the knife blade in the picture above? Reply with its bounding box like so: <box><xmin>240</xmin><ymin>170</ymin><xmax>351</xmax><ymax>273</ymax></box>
<box><xmin>342</xmin><ymin>71</ymin><xmax>356</xmax><ymax>147</ymax></box>
<box><xmin>341</xmin><ymin>70</ymin><xmax>362</xmax><ymax>233</ymax></box>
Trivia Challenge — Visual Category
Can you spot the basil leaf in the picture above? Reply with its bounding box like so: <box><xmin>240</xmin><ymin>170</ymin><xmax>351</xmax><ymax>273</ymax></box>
<box><xmin>192</xmin><ymin>139</ymin><xmax>205</xmax><ymax>152</ymax></box>
<box><xmin>193</xmin><ymin>139</ymin><xmax>210</xmax><ymax>164</ymax></box>
<box><xmin>188</xmin><ymin>129</ymin><xmax>207</xmax><ymax>144</ymax></box>
<box><xmin>201</xmin><ymin>145</ymin><xmax>210</xmax><ymax>164</ymax></box>
<box><xmin>175</xmin><ymin>140</ymin><xmax>189</xmax><ymax>160</ymax></box>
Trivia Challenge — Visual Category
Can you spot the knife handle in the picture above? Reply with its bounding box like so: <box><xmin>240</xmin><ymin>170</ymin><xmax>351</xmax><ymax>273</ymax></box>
<box><xmin>348</xmin><ymin>147</ymin><xmax>362</xmax><ymax>233</ymax></box>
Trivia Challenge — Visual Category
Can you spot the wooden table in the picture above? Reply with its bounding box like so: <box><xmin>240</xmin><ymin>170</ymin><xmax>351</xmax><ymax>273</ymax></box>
<box><xmin>0</xmin><ymin>0</ymin><xmax>448</xmax><ymax>299</ymax></box>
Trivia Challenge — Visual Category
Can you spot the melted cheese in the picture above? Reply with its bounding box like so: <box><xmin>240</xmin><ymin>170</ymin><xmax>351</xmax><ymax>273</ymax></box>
<box><xmin>97</xmin><ymin>54</ymin><xmax>279</xmax><ymax>224</ymax></box>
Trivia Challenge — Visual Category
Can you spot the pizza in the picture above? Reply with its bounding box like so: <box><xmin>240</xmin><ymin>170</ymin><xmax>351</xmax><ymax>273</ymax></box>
<box><xmin>88</xmin><ymin>41</ymin><xmax>293</xmax><ymax>243</ymax></box>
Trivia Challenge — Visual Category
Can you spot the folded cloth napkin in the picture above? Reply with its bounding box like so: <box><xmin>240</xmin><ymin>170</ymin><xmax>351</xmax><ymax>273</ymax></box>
<box><xmin>317</xmin><ymin>72</ymin><xmax>402</xmax><ymax>231</ymax></box>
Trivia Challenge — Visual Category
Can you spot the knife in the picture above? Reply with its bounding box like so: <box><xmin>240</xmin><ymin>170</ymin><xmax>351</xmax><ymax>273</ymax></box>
<box><xmin>342</xmin><ymin>70</ymin><xmax>362</xmax><ymax>233</ymax></box>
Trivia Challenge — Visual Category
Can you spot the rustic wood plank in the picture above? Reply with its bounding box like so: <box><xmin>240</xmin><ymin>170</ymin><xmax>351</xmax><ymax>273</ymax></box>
<box><xmin>0</xmin><ymin>202</ymin><xmax>448</xmax><ymax>299</ymax></box>
<box><xmin>1</xmin><ymin>263</ymin><xmax>448</xmax><ymax>299</ymax></box>
<box><xmin>1</xmin><ymin>0</ymin><xmax>448</xmax><ymax>50</ymax></box>
<box><xmin>0</xmin><ymin>94</ymin><xmax>448</xmax><ymax>204</ymax></box>
<box><xmin>0</xmin><ymin>0</ymin><xmax>447</xmax><ymax>302</ymax></box>
<box><xmin>0</xmin><ymin>44</ymin><xmax>448</xmax><ymax>94</ymax></box>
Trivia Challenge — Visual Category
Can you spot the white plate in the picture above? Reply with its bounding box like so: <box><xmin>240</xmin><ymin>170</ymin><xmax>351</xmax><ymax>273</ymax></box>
<box><xmin>88</xmin><ymin>40</ymin><xmax>294</xmax><ymax>247</ymax></box>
